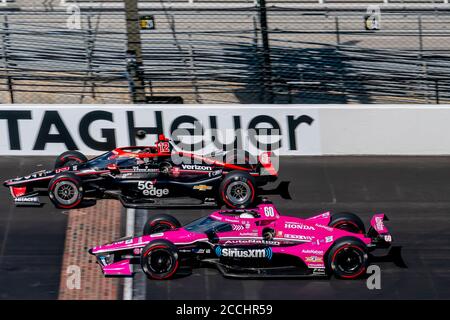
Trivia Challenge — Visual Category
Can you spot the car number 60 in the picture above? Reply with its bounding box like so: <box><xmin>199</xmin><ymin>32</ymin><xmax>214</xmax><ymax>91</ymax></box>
<box><xmin>264</xmin><ymin>207</ymin><xmax>275</xmax><ymax>217</ymax></box>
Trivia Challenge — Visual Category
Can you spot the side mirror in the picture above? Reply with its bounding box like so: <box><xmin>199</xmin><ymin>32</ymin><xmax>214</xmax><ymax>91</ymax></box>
<box><xmin>205</xmin><ymin>230</ymin><xmax>219</xmax><ymax>244</ymax></box>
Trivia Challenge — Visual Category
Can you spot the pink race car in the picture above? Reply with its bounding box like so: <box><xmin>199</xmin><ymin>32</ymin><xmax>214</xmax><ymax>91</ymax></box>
<box><xmin>89</xmin><ymin>201</ymin><xmax>392</xmax><ymax>280</ymax></box>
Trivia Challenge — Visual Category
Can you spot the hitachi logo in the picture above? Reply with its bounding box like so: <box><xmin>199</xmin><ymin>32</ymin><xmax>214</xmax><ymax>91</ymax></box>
<box><xmin>15</xmin><ymin>197</ymin><xmax>39</xmax><ymax>202</ymax></box>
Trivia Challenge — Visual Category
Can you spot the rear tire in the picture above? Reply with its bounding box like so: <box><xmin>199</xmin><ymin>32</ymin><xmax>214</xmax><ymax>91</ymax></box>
<box><xmin>327</xmin><ymin>237</ymin><xmax>368</xmax><ymax>279</ymax></box>
<box><xmin>219</xmin><ymin>171</ymin><xmax>256</xmax><ymax>209</ymax></box>
<box><xmin>140</xmin><ymin>240</ymin><xmax>179</xmax><ymax>280</ymax></box>
<box><xmin>55</xmin><ymin>151</ymin><xmax>87</xmax><ymax>169</ymax></box>
<box><xmin>48</xmin><ymin>173</ymin><xmax>84</xmax><ymax>209</ymax></box>
<box><xmin>329</xmin><ymin>212</ymin><xmax>365</xmax><ymax>234</ymax></box>
<box><xmin>143</xmin><ymin>214</ymin><xmax>181</xmax><ymax>236</ymax></box>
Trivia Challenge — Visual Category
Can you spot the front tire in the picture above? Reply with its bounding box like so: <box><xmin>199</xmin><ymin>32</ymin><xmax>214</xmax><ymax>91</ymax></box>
<box><xmin>140</xmin><ymin>240</ymin><xmax>179</xmax><ymax>280</ymax></box>
<box><xmin>48</xmin><ymin>173</ymin><xmax>84</xmax><ymax>209</ymax></box>
<box><xmin>327</xmin><ymin>238</ymin><xmax>369</xmax><ymax>279</ymax></box>
<box><xmin>219</xmin><ymin>171</ymin><xmax>256</xmax><ymax>208</ymax></box>
<box><xmin>143</xmin><ymin>214</ymin><xmax>181</xmax><ymax>235</ymax></box>
<box><xmin>55</xmin><ymin>151</ymin><xmax>87</xmax><ymax>169</ymax></box>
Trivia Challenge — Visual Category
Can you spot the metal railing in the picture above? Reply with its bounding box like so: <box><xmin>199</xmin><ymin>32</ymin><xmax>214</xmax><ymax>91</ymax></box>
<box><xmin>1</xmin><ymin>1</ymin><xmax>450</xmax><ymax>104</ymax></box>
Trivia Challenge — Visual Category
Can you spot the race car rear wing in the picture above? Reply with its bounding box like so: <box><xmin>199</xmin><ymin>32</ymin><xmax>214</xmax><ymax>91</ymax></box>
<box><xmin>367</xmin><ymin>214</ymin><xmax>392</xmax><ymax>248</ymax></box>
<box><xmin>258</xmin><ymin>152</ymin><xmax>278</xmax><ymax>176</ymax></box>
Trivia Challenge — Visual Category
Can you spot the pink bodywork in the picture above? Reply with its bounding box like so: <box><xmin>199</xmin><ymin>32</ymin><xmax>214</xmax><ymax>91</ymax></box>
<box><xmin>90</xmin><ymin>203</ymin><xmax>388</xmax><ymax>276</ymax></box>
<box><xmin>103</xmin><ymin>259</ymin><xmax>133</xmax><ymax>276</ymax></box>
<box><xmin>371</xmin><ymin>214</ymin><xmax>389</xmax><ymax>234</ymax></box>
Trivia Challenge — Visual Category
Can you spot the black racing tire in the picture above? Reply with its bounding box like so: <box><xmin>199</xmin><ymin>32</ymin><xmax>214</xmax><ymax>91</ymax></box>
<box><xmin>48</xmin><ymin>173</ymin><xmax>84</xmax><ymax>209</ymax></box>
<box><xmin>55</xmin><ymin>151</ymin><xmax>88</xmax><ymax>169</ymax></box>
<box><xmin>219</xmin><ymin>171</ymin><xmax>256</xmax><ymax>209</ymax></box>
<box><xmin>327</xmin><ymin>237</ymin><xmax>369</xmax><ymax>279</ymax></box>
<box><xmin>329</xmin><ymin>212</ymin><xmax>366</xmax><ymax>234</ymax></box>
<box><xmin>143</xmin><ymin>214</ymin><xmax>181</xmax><ymax>236</ymax></box>
<box><xmin>140</xmin><ymin>240</ymin><xmax>179</xmax><ymax>280</ymax></box>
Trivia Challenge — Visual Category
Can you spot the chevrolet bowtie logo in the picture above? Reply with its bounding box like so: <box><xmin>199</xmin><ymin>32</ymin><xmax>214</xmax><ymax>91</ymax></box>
<box><xmin>193</xmin><ymin>185</ymin><xmax>212</xmax><ymax>191</ymax></box>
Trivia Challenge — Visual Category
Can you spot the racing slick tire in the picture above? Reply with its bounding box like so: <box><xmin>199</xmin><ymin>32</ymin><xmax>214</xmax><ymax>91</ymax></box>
<box><xmin>219</xmin><ymin>171</ymin><xmax>256</xmax><ymax>209</ymax></box>
<box><xmin>327</xmin><ymin>237</ymin><xmax>369</xmax><ymax>279</ymax></box>
<box><xmin>329</xmin><ymin>212</ymin><xmax>366</xmax><ymax>234</ymax></box>
<box><xmin>143</xmin><ymin>214</ymin><xmax>181</xmax><ymax>235</ymax></box>
<box><xmin>140</xmin><ymin>240</ymin><xmax>180</xmax><ymax>280</ymax></box>
<box><xmin>54</xmin><ymin>151</ymin><xmax>88</xmax><ymax>169</ymax></box>
<box><xmin>48</xmin><ymin>173</ymin><xmax>84</xmax><ymax>209</ymax></box>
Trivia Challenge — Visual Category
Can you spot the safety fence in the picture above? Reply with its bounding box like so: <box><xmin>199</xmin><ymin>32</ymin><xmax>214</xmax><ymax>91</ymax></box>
<box><xmin>1</xmin><ymin>1</ymin><xmax>450</xmax><ymax>104</ymax></box>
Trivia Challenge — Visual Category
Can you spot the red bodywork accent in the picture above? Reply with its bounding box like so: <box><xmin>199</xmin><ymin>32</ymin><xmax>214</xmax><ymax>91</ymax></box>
<box><xmin>107</xmin><ymin>163</ymin><xmax>119</xmax><ymax>171</ymax></box>
<box><xmin>111</xmin><ymin>146</ymin><xmax>255</xmax><ymax>172</ymax></box>
<box><xmin>111</xmin><ymin>146</ymin><xmax>170</xmax><ymax>159</ymax></box>
<box><xmin>55</xmin><ymin>166</ymin><xmax>71</xmax><ymax>173</ymax></box>
<box><xmin>178</xmin><ymin>151</ymin><xmax>251</xmax><ymax>171</ymax></box>
<box><xmin>10</xmin><ymin>186</ymin><xmax>27</xmax><ymax>198</ymax></box>
<box><xmin>259</xmin><ymin>152</ymin><xmax>278</xmax><ymax>176</ymax></box>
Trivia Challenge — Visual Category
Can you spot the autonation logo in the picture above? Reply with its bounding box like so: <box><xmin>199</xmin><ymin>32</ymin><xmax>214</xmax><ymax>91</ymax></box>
<box><xmin>215</xmin><ymin>246</ymin><xmax>272</xmax><ymax>260</ymax></box>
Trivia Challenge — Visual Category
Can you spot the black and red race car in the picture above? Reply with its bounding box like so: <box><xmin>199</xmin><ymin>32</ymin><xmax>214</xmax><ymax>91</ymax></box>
<box><xmin>4</xmin><ymin>135</ymin><xmax>288</xmax><ymax>209</ymax></box>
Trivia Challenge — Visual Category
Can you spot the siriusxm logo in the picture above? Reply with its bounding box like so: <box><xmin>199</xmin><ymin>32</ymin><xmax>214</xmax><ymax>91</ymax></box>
<box><xmin>215</xmin><ymin>246</ymin><xmax>272</xmax><ymax>260</ymax></box>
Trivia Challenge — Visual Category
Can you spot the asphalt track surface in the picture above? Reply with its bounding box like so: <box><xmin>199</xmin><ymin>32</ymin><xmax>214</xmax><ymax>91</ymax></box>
<box><xmin>0</xmin><ymin>156</ymin><xmax>450</xmax><ymax>299</ymax></box>
<box><xmin>0</xmin><ymin>157</ymin><xmax>66</xmax><ymax>300</ymax></box>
